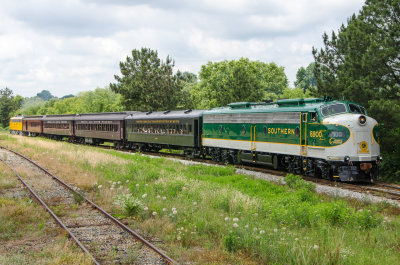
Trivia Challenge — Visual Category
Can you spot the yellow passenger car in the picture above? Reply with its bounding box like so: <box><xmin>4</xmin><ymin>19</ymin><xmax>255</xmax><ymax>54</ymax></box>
<box><xmin>9</xmin><ymin>116</ymin><xmax>23</xmax><ymax>134</ymax></box>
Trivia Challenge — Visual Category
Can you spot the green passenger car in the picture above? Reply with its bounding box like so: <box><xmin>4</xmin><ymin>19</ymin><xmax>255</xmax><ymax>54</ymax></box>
<box><xmin>125</xmin><ymin>110</ymin><xmax>204</xmax><ymax>156</ymax></box>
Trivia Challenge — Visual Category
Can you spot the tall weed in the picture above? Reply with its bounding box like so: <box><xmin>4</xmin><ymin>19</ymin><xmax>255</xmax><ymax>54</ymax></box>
<box><xmin>113</xmin><ymin>193</ymin><xmax>143</xmax><ymax>216</ymax></box>
<box><xmin>284</xmin><ymin>173</ymin><xmax>315</xmax><ymax>191</ymax></box>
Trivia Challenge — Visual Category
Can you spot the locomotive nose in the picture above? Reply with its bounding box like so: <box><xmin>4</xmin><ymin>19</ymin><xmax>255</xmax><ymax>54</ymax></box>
<box><xmin>350</xmin><ymin>114</ymin><xmax>379</xmax><ymax>161</ymax></box>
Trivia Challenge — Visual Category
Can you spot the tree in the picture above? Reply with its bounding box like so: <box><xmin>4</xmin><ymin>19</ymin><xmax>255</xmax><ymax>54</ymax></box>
<box><xmin>177</xmin><ymin>72</ymin><xmax>198</xmax><ymax>109</ymax></box>
<box><xmin>0</xmin><ymin>87</ymin><xmax>21</xmax><ymax>128</ymax></box>
<box><xmin>61</xmin><ymin>94</ymin><xmax>74</xmax><ymax>100</ymax></box>
<box><xmin>12</xmin><ymin>95</ymin><xmax>24</xmax><ymax>115</ymax></box>
<box><xmin>189</xmin><ymin>58</ymin><xmax>288</xmax><ymax>109</ymax></box>
<box><xmin>280</xmin><ymin>87</ymin><xmax>312</xmax><ymax>99</ymax></box>
<box><xmin>110</xmin><ymin>48</ymin><xmax>184</xmax><ymax>111</ymax></box>
<box><xmin>294</xmin><ymin>62</ymin><xmax>316</xmax><ymax>93</ymax></box>
<box><xmin>312</xmin><ymin>0</ymin><xmax>400</xmax><ymax>181</ymax></box>
<box><xmin>36</xmin><ymin>90</ymin><xmax>55</xmax><ymax>101</ymax></box>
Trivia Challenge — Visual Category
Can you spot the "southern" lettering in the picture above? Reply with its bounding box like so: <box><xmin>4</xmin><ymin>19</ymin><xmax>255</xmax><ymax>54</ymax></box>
<box><xmin>267</xmin><ymin>128</ymin><xmax>295</xmax><ymax>135</ymax></box>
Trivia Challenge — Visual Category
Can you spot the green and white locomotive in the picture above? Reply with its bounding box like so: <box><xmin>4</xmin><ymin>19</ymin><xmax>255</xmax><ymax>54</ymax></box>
<box><xmin>202</xmin><ymin>97</ymin><xmax>381</xmax><ymax>182</ymax></box>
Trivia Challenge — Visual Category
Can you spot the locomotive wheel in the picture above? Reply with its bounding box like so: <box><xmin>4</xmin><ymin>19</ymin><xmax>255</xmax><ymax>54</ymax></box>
<box><xmin>224</xmin><ymin>152</ymin><xmax>234</xmax><ymax>164</ymax></box>
<box><xmin>313</xmin><ymin>166</ymin><xmax>322</xmax><ymax>178</ymax></box>
<box><xmin>211</xmin><ymin>149</ymin><xmax>221</xmax><ymax>162</ymax></box>
<box><xmin>211</xmin><ymin>152</ymin><xmax>218</xmax><ymax>162</ymax></box>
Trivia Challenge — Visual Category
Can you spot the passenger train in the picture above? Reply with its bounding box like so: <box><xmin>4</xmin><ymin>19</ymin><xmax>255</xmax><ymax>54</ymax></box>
<box><xmin>9</xmin><ymin>97</ymin><xmax>381</xmax><ymax>182</ymax></box>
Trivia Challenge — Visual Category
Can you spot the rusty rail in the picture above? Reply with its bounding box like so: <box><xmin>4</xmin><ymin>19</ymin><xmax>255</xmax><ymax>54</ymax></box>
<box><xmin>0</xmin><ymin>158</ymin><xmax>100</xmax><ymax>265</ymax></box>
<box><xmin>0</xmin><ymin>145</ymin><xmax>175</xmax><ymax>265</ymax></box>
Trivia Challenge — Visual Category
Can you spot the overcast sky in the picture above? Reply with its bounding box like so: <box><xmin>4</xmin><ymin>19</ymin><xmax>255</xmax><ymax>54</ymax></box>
<box><xmin>0</xmin><ymin>0</ymin><xmax>365</xmax><ymax>98</ymax></box>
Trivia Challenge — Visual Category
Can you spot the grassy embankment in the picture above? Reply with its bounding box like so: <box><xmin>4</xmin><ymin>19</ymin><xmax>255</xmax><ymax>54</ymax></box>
<box><xmin>0</xmin><ymin>132</ymin><xmax>399</xmax><ymax>264</ymax></box>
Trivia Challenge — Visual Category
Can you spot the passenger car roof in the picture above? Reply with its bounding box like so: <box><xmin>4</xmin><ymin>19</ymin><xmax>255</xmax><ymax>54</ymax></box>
<box><xmin>73</xmin><ymin>112</ymin><xmax>141</xmax><ymax>121</ymax></box>
<box><xmin>125</xmin><ymin>110</ymin><xmax>205</xmax><ymax>120</ymax></box>
<box><xmin>23</xmin><ymin>115</ymin><xmax>43</xmax><ymax>120</ymax></box>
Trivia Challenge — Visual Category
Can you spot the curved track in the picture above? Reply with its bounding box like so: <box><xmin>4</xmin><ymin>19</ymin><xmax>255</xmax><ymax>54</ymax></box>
<box><xmin>0</xmin><ymin>145</ymin><xmax>175</xmax><ymax>265</ymax></box>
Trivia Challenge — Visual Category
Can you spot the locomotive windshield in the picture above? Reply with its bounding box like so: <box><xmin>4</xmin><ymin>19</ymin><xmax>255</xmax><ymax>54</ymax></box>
<box><xmin>321</xmin><ymin>103</ymin><xmax>347</xmax><ymax>116</ymax></box>
<box><xmin>348</xmin><ymin>104</ymin><xmax>367</xmax><ymax>115</ymax></box>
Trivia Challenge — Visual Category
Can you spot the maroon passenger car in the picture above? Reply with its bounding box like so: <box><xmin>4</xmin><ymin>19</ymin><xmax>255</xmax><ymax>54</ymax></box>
<box><xmin>74</xmin><ymin>112</ymin><xmax>138</xmax><ymax>147</ymax></box>
<box><xmin>42</xmin><ymin>114</ymin><xmax>75</xmax><ymax>140</ymax></box>
<box><xmin>22</xmin><ymin>115</ymin><xmax>43</xmax><ymax>136</ymax></box>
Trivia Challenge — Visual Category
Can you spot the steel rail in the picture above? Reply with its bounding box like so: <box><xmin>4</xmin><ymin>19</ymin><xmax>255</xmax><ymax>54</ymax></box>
<box><xmin>0</xmin><ymin>158</ymin><xmax>100</xmax><ymax>265</ymax></box>
<box><xmin>376</xmin><ymin>183</ymin><xmax>400</xmax><ymax>192</ymax></box>
<box><xmin>0</xmin><ymin>145</ymin><xmax>175</xmax><ymax>265</ymax></box>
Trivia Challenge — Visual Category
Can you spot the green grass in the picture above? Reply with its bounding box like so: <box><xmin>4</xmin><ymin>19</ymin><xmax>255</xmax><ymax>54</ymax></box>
<box><xmin>92</xmin><ymin>149</ymin><xmax>400</xmax><ymax>264</ymax></box>
<box><xmin>1</xmin><ymin>133</ymin><xmax>400</xmax><ymax>264</ymax></box>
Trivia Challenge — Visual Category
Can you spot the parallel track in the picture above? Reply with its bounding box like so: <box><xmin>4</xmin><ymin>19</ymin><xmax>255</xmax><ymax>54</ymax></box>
<box><xmin>0</xmin><ymin>145</ymin><xmax>175</xmax><ymax>265</ymax></box>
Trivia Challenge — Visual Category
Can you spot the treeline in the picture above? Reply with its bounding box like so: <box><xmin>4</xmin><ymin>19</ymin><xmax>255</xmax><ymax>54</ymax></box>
<box><xmin>19</xmin><ymin>88</ymin><xmax>123</xmax><ymax>115</ymax></box>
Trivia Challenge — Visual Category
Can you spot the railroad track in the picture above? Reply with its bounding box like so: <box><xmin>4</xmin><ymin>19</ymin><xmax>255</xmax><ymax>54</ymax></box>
<box><xmin>240</xmin><ymin>164</ymin><xmax>400</xmax><ymax>202</ymax></box>
<box><xmin>362</xmin><ymin>182</ymin><xmax>400</xmax><ymax>199</ymax></box>
<box><xmin>0</xmin><ymin>145</ymin><xmax>175</xmax><ymax>265</ymax></box>
<box><xmin>375</xmin><ymin>182</ymin><xmax>400</xmax><ymax>192</ymax></box>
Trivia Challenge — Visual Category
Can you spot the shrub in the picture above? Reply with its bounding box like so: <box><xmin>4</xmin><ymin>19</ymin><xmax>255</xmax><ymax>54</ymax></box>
<box><xmin>354</xmin><ymin>209</ymin><xmax>382</xmax><ymax>229</ymax></box>
<box><xmin>224</xmin><ymin>231</ymin><xmax>243</xmax><ymax>252</ymax></box>
<box><xmin>296</xmin><ymin>189</ymin><xmax>318</xmax><ymax>203</ymax></box>
<box><xmin>73</xmin><ymin>192</ymin><xmax>84</xmax><ymax>204</ymax></box>
<box><xmin>113</xmin><ymin>193</ymin><xmax>143</xmax><ymax>216</ymax></box>
<box><xmin>322</xmin><ymin>201</ymin><xmax>348</xmax><ymax>225</ymax></box>
<box><xmin>284</xmin><ymin>174</ymin><xmax>315</xmax><ymax>191</ymax></box>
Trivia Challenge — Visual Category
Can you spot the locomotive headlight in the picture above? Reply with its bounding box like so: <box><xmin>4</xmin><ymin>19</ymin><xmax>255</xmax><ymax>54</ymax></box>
<box><xmin>344</xmin><ymin>156</ymin><xmax>350</xmax><ymax>163</ymax></box>
<box><xmin>358</xmin><ymin>115</ymin><xmax>367</xmax><ymax>125</ymax></box>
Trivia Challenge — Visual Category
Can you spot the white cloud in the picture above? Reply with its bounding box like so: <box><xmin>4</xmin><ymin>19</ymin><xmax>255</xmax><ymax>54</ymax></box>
<box><xmin>0</xmin><ymin>0</ymin><xmax>365</xmax><ymax>97</ymax></box>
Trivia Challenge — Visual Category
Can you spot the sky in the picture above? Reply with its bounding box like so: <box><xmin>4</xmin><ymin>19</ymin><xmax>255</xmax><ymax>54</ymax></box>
<box><xmin>0</xmin><ymin>0</ymin><xmax>365</xmax><ymax>98</ymax></box>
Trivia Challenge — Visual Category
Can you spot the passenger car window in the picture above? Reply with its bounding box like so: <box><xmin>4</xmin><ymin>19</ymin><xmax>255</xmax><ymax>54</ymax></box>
<box><xmin>321</xmin><ymin>104</ymin><xmax>347</xmax><ymax>116</ymax></box>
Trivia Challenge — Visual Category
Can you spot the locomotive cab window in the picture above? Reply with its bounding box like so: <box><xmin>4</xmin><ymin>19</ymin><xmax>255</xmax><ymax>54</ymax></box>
<box><xmin>349</xmin><ymin>104</ymin><xmax>366</xmax><ymax>115</ymax></box>
<box><xmin>309</xmin><ymin>112</ymin><xmax>317</xmax><ymax>122</ymax></box>
<box><xmin>321</xmin><ymin>103</ymin><xmax>347</xmax><ymax>117</ymax></box>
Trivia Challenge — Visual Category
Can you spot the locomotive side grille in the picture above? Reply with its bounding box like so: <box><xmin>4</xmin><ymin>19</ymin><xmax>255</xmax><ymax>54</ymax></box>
<box><xmin>204</xmin><ymin>112</ymin><xmax>301</xmax><ymax>124</ymax></box>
